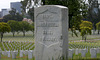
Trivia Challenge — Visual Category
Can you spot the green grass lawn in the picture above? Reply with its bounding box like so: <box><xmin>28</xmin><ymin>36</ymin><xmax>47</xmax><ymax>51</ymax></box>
<box><xmin>1</xmin><ymin>30</ymin><xmax>100</xmax><ymax>42</ymax></box>
<box><xmin>0</xmin><ymin>31</ymin><xmax>100</xmax><ymax>60</ymax></box>
<box><xmin>1</xmin><ymin>31</ymin><xmax>34</xmax><ymax>42</ymax></box>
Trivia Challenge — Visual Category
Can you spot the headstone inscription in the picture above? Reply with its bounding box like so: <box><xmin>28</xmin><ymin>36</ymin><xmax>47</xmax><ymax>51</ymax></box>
<box><xmin>34</xmin><ymin>5</ymin><xmax>68</xmax><ymax>60</ymax></box>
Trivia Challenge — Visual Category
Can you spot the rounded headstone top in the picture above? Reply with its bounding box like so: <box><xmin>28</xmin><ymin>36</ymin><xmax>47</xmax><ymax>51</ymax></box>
<box><xmin>36</xmin><ymin>5</ymin><xmax>68</xmax><ymax>9</ymax></box>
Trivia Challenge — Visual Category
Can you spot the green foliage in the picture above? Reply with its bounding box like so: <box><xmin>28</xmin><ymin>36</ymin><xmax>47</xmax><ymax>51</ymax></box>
<box><xmin>45</xmin><ymin>0</ymin><xmax>88</xmax><ymax>37</ymax></box>
<box><xmin>20</xmin><ymin>0</ymin><xmax>88</xmax><ymax>37</ymax></box>
<box><xmin>0</xmin><ymin>22</ymin><xmax>11</xmax><ymax>33</ymax></box>
<box><xmin>19</xmin><ymin>21</ymin><xmax>31</xmax><ymax>36</ymax></box>
<box><xmin>28</xmin><ymin>7</ymin><xmax>34</xmax><ymax>21</ymax></box>
<box><xmin>71</xmin><ymin>15</ymin><xmax>82</xmax><ymax>37</ymax></box>
<box><xmin>0</xmin><ymin>22</ymin><xmax>11</xmax><ymax>41</ymax></box>
<box><xmin>80</xmin><ymin>20</ymin><xmax>93</xmax><ymax>40</ymax></box>
<box><xmin>7</xmin><ymin>20</ymin><xmax>20</xmax><ymax>37</ymax></box>
<box><xmin>96</xmin><ymin>22</ymin><xmax>100</xmax><ymax>34</ymax></box>
<box><xmin>96</xmin><ymin>22</ymin><xmax>100</xmax><ymax>30</ymax></box>
<box><xmin>7</xmin><ymin>20</ymin><xmax>19</xmax><ymax>32</ymax></box>
<box><xmin>3</xmin><ymin>8</ymin><xmax>23</xmax><ymax>22</ymax></box>
<box><xmin>21</xmin><ymin>0</ymin><xmax>34</xmax><ymax>18</ymax></box>
<box><xmin>30</xmin><ymin>23</ymin><xmax>34</xmax><ymax>32</ymax></box>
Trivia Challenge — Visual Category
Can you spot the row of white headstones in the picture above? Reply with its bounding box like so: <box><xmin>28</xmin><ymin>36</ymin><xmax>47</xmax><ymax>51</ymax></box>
<box><xmin>0</xmin><ymin>49</ymin><xmax>34</xmax><ymax>59</ymax></box>
<box><xmin>1</xmin><ymin>48</ymin><xmax>99</xmax><ymax>59</ymax></box>
<box><xmin>69</xmin><ymin>43</ymin><xmax>100</xmax><ymax>48</ymax></box>
<box><xmin>0</xmin><ymin>41</ymin><xmax>35</xmax><ymax>59</ymax></box>
<box><xmin>68</xmin><ymin>48</ymin><xmax>100</xmax><ymax>58</ymax></box>
<box><xmin>1</xmin><ymin>41</ymin><xmax>34</xmax><ymax>51</ymax></box>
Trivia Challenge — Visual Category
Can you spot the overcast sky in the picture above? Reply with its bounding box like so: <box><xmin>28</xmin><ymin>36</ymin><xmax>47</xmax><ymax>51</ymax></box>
<box><xmin>0</xmin><ymin>0</ymin><xmax>21</xmax><ymax>11</ymax></box>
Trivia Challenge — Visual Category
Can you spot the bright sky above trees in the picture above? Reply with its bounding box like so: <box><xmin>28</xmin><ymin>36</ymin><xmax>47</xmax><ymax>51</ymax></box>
<box><xmin>0</xmin><ymin>0</ymin><xmax>21</xmax><ymax>11</ymax></box>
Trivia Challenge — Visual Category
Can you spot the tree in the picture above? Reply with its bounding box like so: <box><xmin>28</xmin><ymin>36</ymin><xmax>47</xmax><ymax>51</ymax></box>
<box><xmin>7</xmin><ymin>20</ymin><xmax>20</xmax><ymax>37</ymax></box>
<box><xmin>87</xmin><ymin>0</ymin><xmax>100</xmax><ymax>34</ymax></box>
<box><xmin>2</xmin><ymin>14</ymin><xmax>12</xmax><ymax>22</ymax></box>
<box><xmin>96</xmin><ymin>22</ymin><xmax>100</xmax><ymax>34</ymax></box>
<box><xmin>28</xmin><ymin>7</ymin><xmax>34</xmax><ymax>21</ymax></box>
<box><xmin>19</xmin><ymin>21</ymin><xmax>31</xmax><ymax>36</ymax></box>
<box><xmin>30</xmin><ymin>22</ymin><xmax>34</xmax><ymax>36</ymax></box>
<box><xmin>0</xmin><ymin>22</ymin><xmax>11</xmax><ymax>42</ymax></box>
<box><xmin>21</xmin><ymin>0</ymin><xmax>35</xmax><ymax>18</ymax></box>
<box><xmin>3</xmin><ymin>8</ymin><xmax>23</xmax><ymax>22</ymax></box>
<box><xmin>71</xmin><ymin>15</ymin><xmax>82</xmax><ymax>37</ymax></box>
<box><xmin>80</xmin><ymin>20</ymin><xmax>93</xmax><ymax>42</ymax></box>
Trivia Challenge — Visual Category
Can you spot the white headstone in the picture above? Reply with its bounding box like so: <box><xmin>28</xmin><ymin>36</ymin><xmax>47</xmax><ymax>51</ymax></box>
<box><xmin>81</xmin><ymin>49</ymin><xmax>86</xmax><ymax>57</ymax></box>
<box><xmin>28</xmin><ymin>50</ymin><xmax>33</xmax><ymax>59</ymax></box>
<box><xmin>90</xmin><ymin>48</ymin><xmax>97</xmax><ymax>58</ymax></box>
<box><xmin>7</xmin><ymin>51</ymin><xmax>11</xmax><ymax>57</ymax></box>
<box><xmin>75</xmin><ymin>48</ymin><xmax>79</xmax><ymax>55</ymax></box>
<box><xmin>68</xmin><ymin>49</ymin><xmax>73</xmax><ymax>58</ymax></box>
<box><xmin>23</xmin><ymin>50</ymin><xmax>28</xmax><ymax>56</ymax></box>
<box><xmin>35</xmin><ymin>5</ymin><xmax>68</xmax><ymax>60</ymax></box>
<box><xmin>20</xmin><ymin>50</ymin><xmax>23</xmax><ymax>57</ymax></box>
<box><xmin>85</xmin><ymin>48</ymin><xmax>88</xmax><ymax>53</ymax></box>
<box><xmin>79</xmin><ymin>49</ymin><xmax>82</xmax><ymax>53</ymax></box>
<box><xmin>2</xmin><ymin>51</ymin><xmax>7</xmax><ymax>56</ymax></box>
<box><xmin>12</xmin><ymin>51</ymin><xmax>17</xmax><ymax>59</ymax></box>
<box><xmin>97</xmin><ymin>48</ymin><xmax>100</xmax><ymax>53</ymax></box>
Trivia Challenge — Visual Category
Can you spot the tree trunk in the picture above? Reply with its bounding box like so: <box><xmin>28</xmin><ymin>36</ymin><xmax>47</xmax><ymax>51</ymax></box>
<box><xmin>23</xmin><ymin>31</ymin><xmax>25</xmax><ymax>37</ymax></box>
<box><xmin>93</xmin><ymin>23</ymin><xmax>95</xmax><ymax>35</ymax></box>
<box><xmin>33</xmin><ymin>32</ymin><xmax>34</xmax><ymax>37</ymax></box>
<box><xmin>85</xmin><ymin>37</ymin><xmax>86</xmax><ymax>42</ymax></box>
<box><xmin>12</xmin><ymin>32</ymin><xmax>15</xmax><ymax>37</ymax></box>
<box><xmin>43</xmin><ymin>0</ymin><xmax>45</xmax><ymax>5</ymax></box>
<box><xmin>71</xmin><ymin>28</ymin><xmax>73</xmax><ymax>37</ymax></box>
<box><xmin>1</xmin><ymin>32</ymin><xmax>3</xmax><ymax>42</ymax></box>
<box><xmin>98</xmin><ymin>30</ymin><xmax>99</xmax><ymax>34</ymax></box>
<box><xmin>82</xmin><ymin>36</ymin><xmax>84</xmax><ymax>40</ymax></box>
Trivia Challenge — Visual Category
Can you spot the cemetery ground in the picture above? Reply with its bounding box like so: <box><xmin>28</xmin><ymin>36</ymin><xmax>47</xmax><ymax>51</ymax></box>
<box><xmin>0</xmin><ymin>31</ymin><xmax>100</xmax><ymax>60</ymax></box>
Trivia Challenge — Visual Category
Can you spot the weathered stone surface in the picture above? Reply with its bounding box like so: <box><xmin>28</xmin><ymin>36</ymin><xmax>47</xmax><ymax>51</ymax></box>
<box><xmin>90</xmin><ymin>48</ymin><xmax>97</xmax><ymax>58</ymax></box>
<box><xmin>28</xmin><ymin>50</ymin><xmax>33</xmax><ymax>59</ymax></box>
<box><xmin>68</xmin><ymin>49</ymin><xmax>73</xmax><ymax>58</ymax></box>
<box><xmin>81</xmin><ymin>49</ymin><xmax>86</xmax><ymax>57</ymax></box>
<box><xmin>12</xmin><ymin>51</ymin><xmax>17</xmax><ymax>59</ymax></box>
<box><xmin>7</xmin><ymin>51</ymin><xmax>11</xmax><ymax>57</ymax></box>
<box><xmin>34</xmin><ymin>5</ymin><xmax>68</xmax><ymax>60</ymax></box>
<box><xmin>75</xmin><ymin>48</ymin><xmax>79</xmax><ymax>55</ymax></box>
<box><xmin>97</xmin><ymin>48</ymin><xmax>100</xmax><ymax>53</ymax></box>
<box><xmin>20</xmin><ymin>50</ymin><xmax>23</xmax><ymax>57</ymax></box>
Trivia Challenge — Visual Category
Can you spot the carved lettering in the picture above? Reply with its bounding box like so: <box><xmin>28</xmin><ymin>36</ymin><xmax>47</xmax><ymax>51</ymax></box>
<box><xmin>37</xmin><ymin>22</ymin><xmax>59</xmax><ymax>27</ymax></box>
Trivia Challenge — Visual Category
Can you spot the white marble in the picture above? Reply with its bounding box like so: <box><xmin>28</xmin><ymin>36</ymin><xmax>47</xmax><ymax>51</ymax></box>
<box><xmin>90</xmin><ymin>48</ymin><xmax>97</xmax><ymax>58</ymax></box>
<box><xmin>20</xmin><ymin>50</ymin><xmax>23</xmax><ymax>57</ymax></box>
<box><xmin>12</xmin><ymin>51</ymin><xmax>17</xmax><ymax>59</ymax></box>
<box><xmin>81</xmin><ymin>49</ymin><xmax>86</xmax><ymax>57</ymax></box>
<box><xmin>68</xmin><ymin>49</ymin><xmax>73</xmax><ymax>58</ymax></box>
<box><xmin>34</xmin><ymin>5</ymin><xmax>68</xmax><ymax>60</ymax></box>
<box><xmin>75</xmin><ymin>48</ymin><xmax>79</xmax><ymax>55</ymax></box>
<box><xmin>23</xmin><ymin>50</ymin><xmax>28</xmax><ymax>56</ymax></box>
<box><xmin>7</xmin><ymin>51</ymin><xmax>11</xmax><ymax>57</ymax></box>
<box><xmin>28</xmin><ymin>50</ymin><xmax>33</xmax><ymax>59</ymax></box>
<box><xmin>97</xmin><ymin>48</ymin><xmax>100</xmax><ymax>53</ymax></box>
